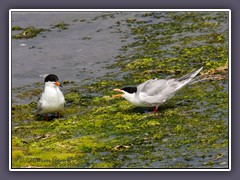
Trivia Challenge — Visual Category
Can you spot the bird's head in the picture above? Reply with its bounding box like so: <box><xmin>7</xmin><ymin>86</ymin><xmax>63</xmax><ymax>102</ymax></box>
<box><xmin>44</xmin><ymin>74</ymin><xmax>62</xmax><ymax>88</ymax></box>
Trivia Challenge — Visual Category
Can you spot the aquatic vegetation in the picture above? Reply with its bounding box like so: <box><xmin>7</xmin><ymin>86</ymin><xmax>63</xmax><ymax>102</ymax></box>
<box><xmin>52</xmin><ymin>22</ymin><xmax>70</xmax><ymax>30</ymax></box>
<box><xmin>12</xmin><ymin>26</ymin><xmax>47</xmax><ymax>39</ymax></box>
<box><xmin>12</xmin><ymin>26</ymin><xmax>23</xmax><ymax>31</ymax></box>
<box><xmin>11</xmin><ymin>21</ymin><xmax>72</xmax><ymax>40</ymax></box>
<box><xmin>11</xmin><ymin>11</ymin><xmax>229</xmax><ymax>169</ymax></box>
<box><xmin>82</xmin><ymin>36</ymin><xmax>92</xmax><ymax>40</ymax></box>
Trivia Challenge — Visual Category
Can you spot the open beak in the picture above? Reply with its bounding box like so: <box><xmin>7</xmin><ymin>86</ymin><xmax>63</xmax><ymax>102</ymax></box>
<box><xmin>113</xmin><ymin>88</ymin><xmax>124</xmax><ymax>98</ymax></box>
<box><xmin>54</xmin><ymin>81</ymin><xmax>62</xmax><ymax>87</ymax></box>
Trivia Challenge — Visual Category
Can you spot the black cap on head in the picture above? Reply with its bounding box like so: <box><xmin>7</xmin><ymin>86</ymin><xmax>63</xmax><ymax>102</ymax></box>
<box><xmin>44</xmin><ymin>74</ymin><xmax>59</xmax><ymax>82</ymax></box>
<box><xmin>121</xmin><ymin>87</ymin><xmax>137</xmax><ymax>94</ymax></box>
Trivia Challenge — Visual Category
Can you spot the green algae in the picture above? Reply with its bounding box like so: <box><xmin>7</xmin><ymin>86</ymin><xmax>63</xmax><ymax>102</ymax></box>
<box><xmin>12</xmin><ymin>26</ymin><xmax>47</xmax><ymax>39</ymax></box>
<box><xmin>82</xmin><ymin>36</ymin><xmax>92</xmax><ymax>40</ymax></box>
<box><xmin>52</xmin><ymin>22</ymin><xmax>70</xmax><ymax>30</ymax></box>
<box><xmin>11</xmin><ymin>21</ymin><xmax>71</xmax><ymax>40</ymax></box>
<box><xmin>12</xmin><ymin>26</ymin><xmax>23</xmax><ymax>31</ymax></box>
<box><xmin>11</xmin><ymin>11</ymin><xmax>229</xmax><ymax>169</ymax></box>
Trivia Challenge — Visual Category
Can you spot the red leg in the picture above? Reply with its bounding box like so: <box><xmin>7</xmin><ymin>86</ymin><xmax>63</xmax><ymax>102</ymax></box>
<box><xmin>57</xmin><ymin>112</ymin><xmax>60</xmax><ymax>118</ymax></box>
<box><xmin>45</xmin><ymin>114</ymin><xmax>49</xmax><ymax>121</ymax></box>
<box><xmin>153</xmin><ymin>106</ymin><xmax>158</xmax><ymax>114</ymax></box>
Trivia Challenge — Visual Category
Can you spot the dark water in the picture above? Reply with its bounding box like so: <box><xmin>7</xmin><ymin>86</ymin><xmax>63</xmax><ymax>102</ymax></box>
<box><xmin>11</xmin><ymin>12</ymin><xmax>138</xmax><ymax>87</ymax></box>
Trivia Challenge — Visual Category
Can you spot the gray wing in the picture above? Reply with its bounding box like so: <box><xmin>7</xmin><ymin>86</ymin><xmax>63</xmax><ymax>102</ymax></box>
<box><xmin>136</xmin><ymin>79</ymin><xmax>156</xmax><ymax>94</ymax></box>
<box><xmin>138</xmin><ymin>79</ymin><xmax>186</xmax><ymax>105</ymax></box>
<box><xmin>140</xmin><ymin>79</ymin><xmax>172</xmax><ymax>96</ymax></box>
<box><xmin>176</xmin><ymin>66</ymin><xmax>203</xmax><ymax>82</ymax></box>
<box><xmin>140</xmin><ymin>67</ymin><xmax>203</xmax><ymax>97</ymax></box>
<box><xmin>138</xmin><ymin>67</ymin><xmax>203</xmax><ymax>104</ymax></box>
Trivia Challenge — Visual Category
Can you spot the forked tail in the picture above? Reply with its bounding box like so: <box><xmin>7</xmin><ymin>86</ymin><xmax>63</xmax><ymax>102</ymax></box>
<box><xmin>177</xmin><ymin>66</ymin><xmax>203</xmax><ymax>82</ymax></box>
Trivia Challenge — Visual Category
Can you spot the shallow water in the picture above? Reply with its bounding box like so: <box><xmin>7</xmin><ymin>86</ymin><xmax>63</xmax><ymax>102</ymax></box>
<box><xmin>11</xmin><ymin>12</ymin><xmax>138</xmax><ymax>87</ymax></box>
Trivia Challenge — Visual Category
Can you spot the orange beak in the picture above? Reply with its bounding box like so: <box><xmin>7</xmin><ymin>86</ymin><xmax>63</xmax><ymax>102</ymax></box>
<box><xmin>112</xmin><ymin>88</ymin><xmax>124</xmax><ymax>98</ymax></box>
<box><xmin>54</xmin><ymin>81</ymin><xmax>61</xmax><ymax>87</ymax></box>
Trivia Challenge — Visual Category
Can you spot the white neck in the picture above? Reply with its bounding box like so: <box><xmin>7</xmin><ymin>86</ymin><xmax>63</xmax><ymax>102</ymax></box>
<box><xmin>122</xmin><ymin>92</ymin><xmax>141</xmax><ymax>106</ymax></box>
<box><xmin>45</xmin><ymin>81</ymin><xmax>58</xmax><ymax>89</ymax></box>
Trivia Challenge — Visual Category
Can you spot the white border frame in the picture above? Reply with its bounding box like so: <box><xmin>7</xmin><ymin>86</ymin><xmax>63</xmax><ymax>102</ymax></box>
<box><xmin>9</xmin><ymin>9</ymin><xmax>231</xmax><ymax>171</ymax></box>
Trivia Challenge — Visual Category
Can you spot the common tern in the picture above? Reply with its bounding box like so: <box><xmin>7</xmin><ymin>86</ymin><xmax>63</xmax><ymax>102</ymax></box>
<box><xmin>36</xmin><ymin>74</ymin><xmax>65</xmax><ymax>120</ymax></box>
<box><xmin>113</xmin><ymin>67</ymin><xmax>203</xmax><ymax>113</ymax></box>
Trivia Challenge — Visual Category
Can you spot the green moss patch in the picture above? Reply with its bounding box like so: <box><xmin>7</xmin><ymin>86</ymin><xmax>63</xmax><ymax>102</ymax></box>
<box><xmin>12</xmin><ymin>26</ymin><xmax>47</xmax><ymax>39</ymax></box>
<box><xmin>52</xmin><ymin>22</ymin><xmax>70</xmax><ymax>30</ymax></box>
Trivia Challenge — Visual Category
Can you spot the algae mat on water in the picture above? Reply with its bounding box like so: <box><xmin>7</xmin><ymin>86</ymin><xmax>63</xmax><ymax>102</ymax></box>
<box><xmin>11</xmin><ymin>11</ymin><xmax>229</xmax><ymax>169</ymax></box>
